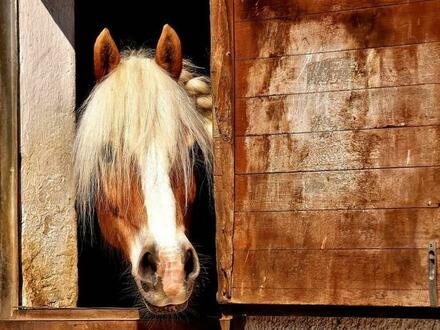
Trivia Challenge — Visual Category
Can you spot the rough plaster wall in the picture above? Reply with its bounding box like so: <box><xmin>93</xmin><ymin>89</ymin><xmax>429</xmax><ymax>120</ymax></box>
<box><xmin>19</xmin><ymin>0</ymin><xmax>77</xmax><ymax>307</ymax></box>
<box><xmin>245</xmin><ymin>316</ymin><xmax>440</xmax><ymax>330</ymax></box>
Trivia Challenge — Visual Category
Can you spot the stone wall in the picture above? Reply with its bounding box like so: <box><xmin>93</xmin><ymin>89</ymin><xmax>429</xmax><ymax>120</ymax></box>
<box><xmin>244</xmin><ymin>316</ymin><xmax>440</xmax><ymax>330</ymax></box>
<box><xmin>19</xmin><ymin>0</ymin><xmax>77</xmax><ymax>307</ymax></box>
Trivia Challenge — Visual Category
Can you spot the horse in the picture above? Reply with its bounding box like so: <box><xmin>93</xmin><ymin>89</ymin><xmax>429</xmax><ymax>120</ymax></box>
<box><xmin>74</xmin><ymin>24</ymin><xmax>213</xmax><ymax>315</ymax></box>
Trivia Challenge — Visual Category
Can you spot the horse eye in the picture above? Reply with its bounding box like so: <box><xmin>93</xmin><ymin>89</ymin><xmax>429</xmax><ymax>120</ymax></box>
<box><xmin>109</xmin><ymin>204</ymin><xmax>120</xmax><ymax>217</ymax></box>
<box><xmin>101</xmin><ymin>143</ymin><xmax>114</xmax><ymax>163</ymax></box>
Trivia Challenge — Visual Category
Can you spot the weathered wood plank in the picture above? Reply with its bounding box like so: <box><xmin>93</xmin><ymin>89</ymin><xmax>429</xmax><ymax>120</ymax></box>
<box><xmin>234</xmin><ymin>209</ymin><xmax>440</xmax><ymax>250</ymax></box>
<box><xmin>235</xmin><ymin>84</ymin><xmax>440</xmax><ymax>136</ymax></box>
<box><xmin>0</xmin><ymin>319</ymin><xmax>219</xmax><ymax>330</ymax></box>
<box><xmin>236</xmin><ymin>126</ymin><xmax>440</xmax><ymax>173</ymax></box>
<box><xmin>235</xmin><ymin>0</ymin><xmax>424</xmax><ymax>21</ymax></box>
<box><xmin>236</xmin><ymin>167</ymin><xmax>440</xmax><ymax>211</ymax></box>
<box><xmin>11</xmin><ymin>308</ymin><xmax>139</xmax><ymax>320</ymax></box>
<box><xmin>236</xmin><ymin>1</ymin><xmax>440</xmax><ymax>59</ymax></box>
<box><xmin>232</xmin><ymin>287</ymin><xmax>431</xmax><ymax>306</ymax></box>
<box><xmin>0</xmin><ymin>321</ymin><xmax>141</xmax><ymax>330</ymax></box>
<box><xmin>0</xmin><ymin>0</ymin><xmax>19</xmax><ymax>319</ymax></box>
<box><xmin>229</xmin><ymin>0</ymin><xmax>440</xmax><ymax>309</ymax></box>
<box><xmin>211</xmin><ymin>0</ymin><xmax>235</xmax><ymax>303</ymax></box>
<box><xmin>236</xmin><ymin>42</ymin><xmax>440</xmax><ymax>98</ymax></box>
<box><xmin>232</xmin><ymin>249</ymin><xmax>432</xmax><ymax>302</ymax></box>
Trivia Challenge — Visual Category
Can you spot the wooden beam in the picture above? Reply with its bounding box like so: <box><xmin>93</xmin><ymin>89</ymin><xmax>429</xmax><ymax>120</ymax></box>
<box><xmin>11</xmin><ymin>308</ymin><xmax>140</xmax><ymax>321</ymax></box>
<box><xmin>236</xmin><ymin>42</ymin><xmax>440</xmax><ymax>98</ymax></box>
<box><xmin>235</xmin><ymin>1</ymin><xmax>440</xmax><ymax>59</ymax></box>
<box><xmin>236</xmin><ymin>84</ymin><xmax>440</xmax><ymax>136</ymax></box>
<box><xmin>232</xmin><ymin>249</ymin><xmax>435</xmax><ymax>306</ymax></box>
<box><xmin>0</xmin><ymin>0</ymin><xmax>19</xmax><ymax>319</ymax></box>
<box><xmin>234</xmin><ymin>209</ymin><xmax>440</xmax><ymax>250</ymax></box>
<box><xmin>0</xmin><ymin>319</ymin><xmax>220</xmax><ymax>330</ymax></box>
<box><xmin>236</xmin><ymin>167</ymin><xmax>440</xmax><ymax>212</ymax></box>
<box><xmin>236</xmin><ymin>126</ymin><xmax>440</xmax><ymax>173</ymax></box>
<box><xmin>235</xmin><ymin>0</ymin><xmax>424</xmax><ymax>21</ymax></box>
<box><xmin>211</xmin><ymin>0</ymin><xmax>235</xmax><ymax>303</ymax></box>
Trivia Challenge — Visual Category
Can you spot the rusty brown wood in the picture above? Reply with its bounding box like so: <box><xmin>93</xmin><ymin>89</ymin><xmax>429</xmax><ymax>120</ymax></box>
<box><xmin>236</xmin><ymin>126</ymin><xmax>440</xmax><ymax>173</ymax></box>
<box><xmin>220</xmin><ymin>314</ymin><xmax>233</xmax><ymax>330</ymax></box>
<box><xmin>0</xmin><ymin>0</ymin><xmax>19</xmax><ymax>319</ymax></box>
<box><xmin>236</xmin><ymin>167</ymin><xmax>440</xmax><ymax>212</ymax></box>
<box><xmin>0</xmin><ymin>321</ymin><xmax>141</xmax><ymax>330</ymax></box>
<box><xmin>225</xmin><ymin>0</ymin><xmax>440</xmax><ymax>308</ymax></box>
<box><xmin>0</xmin><ymin>319</ymin><xmax>219</xmax><ymax>330</ymax></box>
<box><xmin>235</xmin><ymin>84</ymin><xmax>440</xmax><ymax>136</ymax></box>
<box><xmin>211</xmin><ymin>0</ymin><xmax>235</xmax><ymax>303</ymax></box>
<box><xmin>11</xmin><ymin>308</ymin><xmax>140</xmax><ymax>320</ymax></box>
<box><xmin>234</xmin><ymin>209</ymin><xmax>440</xmax><ymax>250</ymax></box>
<box><xmin>232</xmin><ymin>249</ymin><xmax>435</xmax><ymax>306</ymax></box>
<box><xmin>235</xmin><ymin>0</ymin><xmax>425</xmax><ymax>21</ymax></box>
<box><xmin>236</xmin><ymin>1</ymin><xmax>440</xmax><ymax>59</ymax></box>
<box><xmin>0</xmin><ymin>309</ymin><xmax>220</xmax><ymax>328</ymax></box>
<box><xmin>236</xmin><ymin>42</ymin><xmax>440</xmax><ymax>98</ymax></box>
<box><xmin>232</xmin><ymin>287</ymin><xmax>435</xmax><ymax>306</ymax></box>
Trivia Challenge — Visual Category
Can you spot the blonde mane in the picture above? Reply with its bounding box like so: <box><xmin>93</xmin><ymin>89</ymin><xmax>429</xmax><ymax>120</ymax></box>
<box><xmin>74</xmin><ymin>50</ymin><xmax>212</xmax><ymax>225</ymax></box>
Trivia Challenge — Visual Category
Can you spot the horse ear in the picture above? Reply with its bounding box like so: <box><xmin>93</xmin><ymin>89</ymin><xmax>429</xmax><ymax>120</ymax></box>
<box><xmin>94</xmin><ymin>28</ymin><xmax>120</xmax><ymax>81</ymax></box>
<box><xmin>155</xmin><ymin>24</ymin><xmax>182</xmax><ymax>80</ymax></box>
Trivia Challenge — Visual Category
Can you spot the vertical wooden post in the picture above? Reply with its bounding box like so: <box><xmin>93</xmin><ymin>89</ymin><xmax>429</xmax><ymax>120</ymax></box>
<box><xmin>220</xmin><ymin>314</ymin><xmax>233</xmax><ymax>330</ymax></box>
<box><xmin>0</xmin><ymin>0</ymin><xmax>19</xmax><ymax>319</ymax></box>
<box><xmin>210</xmin><ymin>0</ymin><xmax>235</xmax><ymax>303</ymax></box>
<box><xmin>220</xmin><ymin>314</ymin><xmax>246</xmax><ymax>330</ymax></box>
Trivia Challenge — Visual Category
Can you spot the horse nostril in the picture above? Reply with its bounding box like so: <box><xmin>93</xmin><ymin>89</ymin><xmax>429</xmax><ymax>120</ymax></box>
<box><xmin>184</xmin><ymin>248</ymin><xmax>198</xmax><ymax>279</ymax></box>
<box><xmin>140</xmin><ymin>252</ymin><xmax>157</xmax><ymax>278</ymax></box>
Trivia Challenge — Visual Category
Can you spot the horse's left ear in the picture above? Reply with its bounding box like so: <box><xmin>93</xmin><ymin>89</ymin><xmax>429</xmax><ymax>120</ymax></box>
<box><xmin>155</xmin><ymin>24</ymin><xmax>182</xmax><ymax>80</ymax></box>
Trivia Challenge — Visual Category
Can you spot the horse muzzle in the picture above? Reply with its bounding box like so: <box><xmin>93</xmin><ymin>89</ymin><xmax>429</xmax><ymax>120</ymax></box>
<box><xmin>133</xmin><ymin>243</ymin><xmax>200</xmax><ymax>312</ymax></box>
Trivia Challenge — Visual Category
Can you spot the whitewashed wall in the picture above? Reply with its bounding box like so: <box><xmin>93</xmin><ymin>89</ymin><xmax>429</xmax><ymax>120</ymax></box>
<box><xmin>19</xmin><ymin>0</ymin><xmax>77</xmax><ymax>307</ymax></box>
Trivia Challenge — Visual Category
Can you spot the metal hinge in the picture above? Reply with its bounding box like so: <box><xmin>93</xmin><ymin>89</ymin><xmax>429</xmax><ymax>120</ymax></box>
<box><xmin>428</xmin><ymin>241</ymin><xmax>437</xmax><ymax>307</ymax></box>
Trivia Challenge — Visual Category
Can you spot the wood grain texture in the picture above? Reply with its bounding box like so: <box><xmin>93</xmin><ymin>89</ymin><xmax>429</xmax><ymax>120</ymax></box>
<box><xmin>0</xmin><ymin>319</ymin><xmax>219</xmax><ymax>330</ymax></box>
<box><xmin>236</xmin><ymin>1</ymin><xmax>440</xmax><ymax>59</ymax></box>
<box><xmin>234</xmin><ymin>209</ymin><xmax>440</xmax><ymax>250</ymax></box>
<box><xmin>235</xmin><ymin>0</ymin><xmax>424</xmax><ymax>21</ymax></box>
<box><xmin>3</xmin><ymin>309</ymin><xmax>219</xmax><ymax>329</ymax></box>
<box><xmin>0</xmin><ymin>0</ymin><xmax>19</xmax><ymax>319</ymax></box>
<box><xmin>232</xmin><ymin>287</ymin><xmax>432</xmax><ymax>306</ymax></box>
<box><xmin>0</xmin><ymin>322</ymin><xmax>141</xmax><ymax>330</ymax></box>
<box><xmin>236</xmin><ymin>167</ymin><xmax>440</xmax><ymax>211</ymax></box>
<box><xmin>233</xmin><ymin>249</ymin><xmax>429</xmax><ymax>290</ymax></box>
<box><xmin>11</xmin><ymin>308</ymin><xmax>139</xmax><ymax>320</ymax></box>
<box><xmin>233</xmin><ymin>249</ymin><xmax>436</xmax><ymax>306</ymax></box>
<box><xmin>225</xmin><ymin>0</ymin><xmax>440</xmax><ymax>307</ymax></box>
<box><xmin>236</xmin><ymin>84</ymin><xmax>440</xmax><ymax>136</ymax></box>
<box><xmin>211</xmin><ymin>0</ymin><xmax>235</xmax><ymax>303</ymax></box>
<box><xmin>236</xmin><ymin>42</ymin><xmax>440</xmax><ymax>98</ymax></box>
<box><xmin>236</xmin><ymin>126</ymin><xmax>440</xmax><ymax>173</ymax></box>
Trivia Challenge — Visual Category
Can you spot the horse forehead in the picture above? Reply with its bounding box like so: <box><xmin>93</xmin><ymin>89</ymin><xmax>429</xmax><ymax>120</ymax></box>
<box><xmin>142</xmin><ymin>153</ymin><xmax>178</xmax><ymax>239</ymax></box>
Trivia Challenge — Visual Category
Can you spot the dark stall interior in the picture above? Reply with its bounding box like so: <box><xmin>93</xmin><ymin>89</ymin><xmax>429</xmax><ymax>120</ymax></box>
<box><xmin>75</xmin><ymin>0</ymin><xmax>217</xmax><ymax>320</ymax></box>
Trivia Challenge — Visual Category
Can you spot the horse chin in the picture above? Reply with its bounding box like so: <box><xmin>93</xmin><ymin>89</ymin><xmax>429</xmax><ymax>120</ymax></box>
<box><xmin>144</xmin><ymin>300</ymin><xmax>189</xmax><ymax>315</ymax></box>
<box><xmin>135</xmin><ymin>279</ymin><xmax>194</xmax><ymax>315</ymax></box>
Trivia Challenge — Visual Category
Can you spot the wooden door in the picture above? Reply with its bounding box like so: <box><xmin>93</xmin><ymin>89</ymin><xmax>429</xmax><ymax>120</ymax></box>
<box><xmin>212</xmin><ymin>0</ymin><xmax>440</xmax><ymax>306</ymax></box>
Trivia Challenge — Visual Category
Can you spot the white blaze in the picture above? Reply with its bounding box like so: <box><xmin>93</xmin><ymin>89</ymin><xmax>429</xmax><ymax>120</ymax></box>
<box><xmin>142</xmin><ymin>147</ymin><xmax>177</xmax><ymax>248</ymax></box>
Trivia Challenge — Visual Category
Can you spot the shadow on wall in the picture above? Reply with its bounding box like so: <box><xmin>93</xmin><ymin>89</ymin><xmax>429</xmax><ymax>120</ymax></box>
<box><xmin>41</xmin><ymin>0</ymin><xmax>74</xmax><ymax>46</ymax></box>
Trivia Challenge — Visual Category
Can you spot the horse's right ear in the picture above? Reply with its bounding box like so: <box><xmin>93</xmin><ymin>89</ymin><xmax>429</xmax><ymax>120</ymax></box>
<box><xmin>94</xmin><ymin>28</ymin><xmax>120</xmax><ymax>81</ymax></box>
